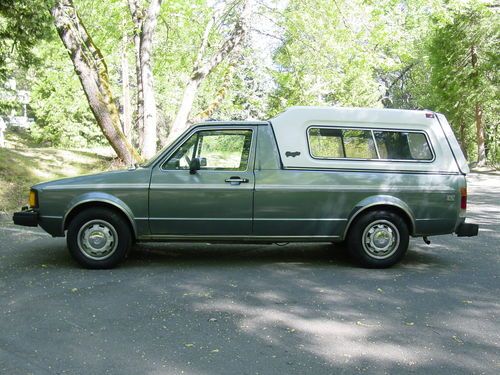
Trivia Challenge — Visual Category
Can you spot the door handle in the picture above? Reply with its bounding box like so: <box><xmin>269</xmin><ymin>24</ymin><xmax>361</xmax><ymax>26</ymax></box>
<box><xmin>225</xmin><ymin>176</ymin><xmax>249</xmax><ymax>184</ymax></box>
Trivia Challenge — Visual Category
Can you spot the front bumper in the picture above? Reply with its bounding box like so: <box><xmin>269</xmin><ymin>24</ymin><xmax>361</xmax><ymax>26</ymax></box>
<box><xmin>13</xmin><ymin>209</ymin><xmax>39</xmax><ymax>227</ymax></box>
<box><xmin>455</xmin><ymin>222</ymin><xmax>479</xmax><ymax>237</ymax></box>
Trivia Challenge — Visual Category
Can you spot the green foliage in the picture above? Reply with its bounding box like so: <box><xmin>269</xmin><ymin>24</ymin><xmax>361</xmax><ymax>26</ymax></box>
<box><xmin>0</xmin><ymin>0</ymin><xmax>498</xmax><ymax>165</ymax></box>
<box><xmin>0</xmin><ymin>0</ymin><xmax>53</xmax><ymax>79</ymax></box>
<box><xmin>270</xmin><ymin>0</ymin><xmax>383</xmax><ymax>115</ymax></box>
<box><xmin>268</xmin><ymin>0</ymin><xmax>498</xmax><ymax>164</ymax></box>
<box><xmin>194</xmin><ymin>51</ymin><xmax>272</xmax><ymax>122</ymax></box>
<box><xmin>28</xmin><ymin>38</ymin><xmax>105</xmax><ymax>148</ymax></box>
<box><xmin>0</xmin><ymin>0</ymin><xmax>53</xmax><ymax>115</ymax></box>
<box><xmin>425</xmin><ymin>1</ymin><xmax>499</xmax><ymax>162</ymax></box>
<box><xmin>155</xmin><ymin>0</ymin><xmax>214</xmax><ymax>123</ymax></box>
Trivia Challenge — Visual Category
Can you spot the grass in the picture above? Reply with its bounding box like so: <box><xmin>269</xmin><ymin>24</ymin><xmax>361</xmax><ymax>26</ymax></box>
<box><xmin>0</xmin><ymin>129</ymin><xmax>113</xmax><ymax>213</ymax></box>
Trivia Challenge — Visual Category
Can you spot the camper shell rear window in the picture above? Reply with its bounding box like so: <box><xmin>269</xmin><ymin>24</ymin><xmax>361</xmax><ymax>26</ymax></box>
<box><xmin>307</xmin><ymin>126</ymin><xmax>434</xmax><ymax>162</ymax></box>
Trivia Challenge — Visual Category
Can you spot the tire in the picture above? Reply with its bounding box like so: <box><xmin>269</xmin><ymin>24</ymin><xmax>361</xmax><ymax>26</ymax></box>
<box><xmin>67</xmin><ymin>208</ymin><xmax>132</xmax><ymax>269</ymax></box>
<box><xmin>347</xmin><ymin>210</ymin><xmax>409</xmax><ymax>268</ymax></box>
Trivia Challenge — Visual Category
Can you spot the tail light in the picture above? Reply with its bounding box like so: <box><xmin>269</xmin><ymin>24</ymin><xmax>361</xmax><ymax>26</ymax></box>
<box><xmin>460</xmin><ymin>187</ymin><xmax>467</xmax><ymax>210</ymax></box>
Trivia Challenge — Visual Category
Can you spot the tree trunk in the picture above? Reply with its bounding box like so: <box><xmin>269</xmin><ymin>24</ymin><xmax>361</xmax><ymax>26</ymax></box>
<box><xmin>475</xmin><ymin>103</ymin><xmax>486</xmax><ymax>165</ymax></box>
<box><xmin>195</xmin><ymin>62</ymin><xmax>236</xmax><ymax>121</ymax></box>
<box><xmin>127</xmin><ymin>0</ymin><xmax>144</xmax><ymax>150</ymax></box>
<box><xmin>51</xmin><ymin>0</ymin><xmax>140</xmax><ymax>165</ymax></box>
<box><xmin>168</xmin><ymin>78</ymin><xmax>202</xmax><ymax>141</ymax></box>
<box><xmin>470</xmin><ymin>45</ymin><xmax>486</xmax><ymax>166</ymax></box>
<box><xmin>459</xmin><ymin>120</ymin><xmax>468</xmax><ymax>160</ymax></box>
<box><xmin>121</xmin><ymin>31</ymin><xmax>132</xmax><ymax>142</ymax></box>
<box><xmin>133</xmin><ymin>32</ymin><xmax>144</xmax><ymax>148</ymax></box>
<box><xmin>139</xmin><ymin>0</ymin><xmax>162</xmax><ymax>159</ymax></box>
<box><xmin>166</xmin><ymin>1</ymin><xmax>250</xmax><ymax>145</ymax></box>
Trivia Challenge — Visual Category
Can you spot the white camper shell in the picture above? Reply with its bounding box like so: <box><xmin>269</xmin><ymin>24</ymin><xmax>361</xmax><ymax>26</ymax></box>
<box><xmin>271</xmin><ymin>106</ymin><xmax>469</xmax><ymax>174</ymax></box>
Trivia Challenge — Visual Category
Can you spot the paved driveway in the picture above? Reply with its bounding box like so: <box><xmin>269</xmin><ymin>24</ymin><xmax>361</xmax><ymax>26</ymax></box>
<box><xmin>0</xmin><ymin>173</ymin><xmax>498</xmax><ymax>374</ymax></box>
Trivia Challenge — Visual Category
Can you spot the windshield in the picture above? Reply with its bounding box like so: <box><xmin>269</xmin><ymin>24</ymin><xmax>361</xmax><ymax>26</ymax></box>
<box><xmin>139</xmin><ymin>138</ymin><xmax>178</xmax><ymax>168</ymax></box>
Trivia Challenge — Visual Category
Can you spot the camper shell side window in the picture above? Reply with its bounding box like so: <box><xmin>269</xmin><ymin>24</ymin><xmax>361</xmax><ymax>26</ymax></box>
<box><xmin>307</xmin><ymin>126</ymin><xmax>434</xmax><ymax>162</ymax></box>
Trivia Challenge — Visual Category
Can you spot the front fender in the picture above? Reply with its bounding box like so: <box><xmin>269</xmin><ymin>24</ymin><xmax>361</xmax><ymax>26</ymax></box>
<box><xmin>343</xmin><ymin>195</ymin><xmax>416</xmax><ymax>238</ymax></box>
<box><xmin>62</xmin><ymin>192</ymin><xmax>138</xmax><ymax>237</ymax></box>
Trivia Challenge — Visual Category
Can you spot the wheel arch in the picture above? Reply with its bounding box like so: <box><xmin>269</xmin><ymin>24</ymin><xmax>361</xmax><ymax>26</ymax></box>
<box><xmin>62</xmin><ymin>193</ymin><xmax>137</xmax><ymax>238</ymax></box>
<box><xmin>343</xmin><ymin>195</ymin><xmax>416</xmax><ymax>239</ymax></box>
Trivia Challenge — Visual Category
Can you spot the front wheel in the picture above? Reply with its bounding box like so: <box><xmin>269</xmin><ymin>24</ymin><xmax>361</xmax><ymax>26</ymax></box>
<box><xmin>67</xmin><ymin>208</ymin><xmax>132</xmax><ymax>269</ymax></box>
<box><xmin>347</xmin><ymin>210</ymin><xmax>409</xmax><ymax>268</ymax></box>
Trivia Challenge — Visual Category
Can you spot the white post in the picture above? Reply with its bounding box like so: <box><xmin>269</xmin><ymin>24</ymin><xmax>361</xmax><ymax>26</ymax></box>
<box><xmin>0</xmin><ymin>118</ymin><xmax>6</xmax><ymax>147</ymax></box>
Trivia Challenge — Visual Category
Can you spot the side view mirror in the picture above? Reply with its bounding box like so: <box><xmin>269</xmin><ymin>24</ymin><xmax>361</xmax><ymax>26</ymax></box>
<box><xmin>189</xmin><ymin>157</ymin><xmax>207</xmax><ymax>174</ymax></box>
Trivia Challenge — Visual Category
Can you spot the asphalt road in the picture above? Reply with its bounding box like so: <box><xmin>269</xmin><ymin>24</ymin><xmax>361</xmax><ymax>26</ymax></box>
<box><xmin>0</xmin><ymin>173</ymin><xmax>498</xmax><ymax>375</ymax></box>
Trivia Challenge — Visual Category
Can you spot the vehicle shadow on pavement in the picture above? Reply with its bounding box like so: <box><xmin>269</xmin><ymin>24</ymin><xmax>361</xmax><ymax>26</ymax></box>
<box><xmin>128</xmin><ymin>243</ymin><xmax>353</xmax><ymax>268</ymax></box>
<box><xmin>123</xmin><ymin>241</ymin><xmax>446</xmax><ymax>270</ymax></box>
<box><xmin>15</xmin><ymin>239</ymin><xmax>448</xmax><ymax>271</ymax></box>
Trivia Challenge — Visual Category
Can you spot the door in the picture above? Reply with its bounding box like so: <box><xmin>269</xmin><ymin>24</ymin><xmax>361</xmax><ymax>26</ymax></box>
<box><xmin>149</xmin><ymin>127</ymin><xmax>256</xmax><ymax>236</ymax></box>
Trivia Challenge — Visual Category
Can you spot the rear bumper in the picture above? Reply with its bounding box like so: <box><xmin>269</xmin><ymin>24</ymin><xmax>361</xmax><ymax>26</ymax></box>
<box><xmin>455</xmin><ymin>222</ymin><xmax>479</xmax><ymax>237</ymax></box>
<box><xmin>13</xmin><ymin>209</ymin><xmax>39</xmax><ymax>227</ymax></box>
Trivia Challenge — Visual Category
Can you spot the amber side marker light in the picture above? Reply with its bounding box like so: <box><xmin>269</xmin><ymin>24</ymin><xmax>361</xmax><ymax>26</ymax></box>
<box><xmin>29</xmin><ymin>190</ymin><xmax>38</xmax><ymax>208</ymax></box>
<box><xmin>460</xmin><ymin>187</ymin><xmax>467</xmax><ymax>210</ymax></box>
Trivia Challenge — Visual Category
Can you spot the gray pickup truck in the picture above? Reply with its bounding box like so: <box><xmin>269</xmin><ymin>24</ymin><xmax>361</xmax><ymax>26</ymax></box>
<box><xmin>13</xmin><ymin>107</ymin><xmax>478</xmax><ymax>269</ymax></box>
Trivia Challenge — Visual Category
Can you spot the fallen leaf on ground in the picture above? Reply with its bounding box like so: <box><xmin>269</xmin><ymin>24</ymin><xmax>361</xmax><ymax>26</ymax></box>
<box><xmin>452</xmin><ymin>335</ymin><xmax>464</xmax><ymax>343</ymax></box>
<box><xmin>356</xmin><ymin>321</ymin><xmax>380</xmax><ymax>327</ymax></box>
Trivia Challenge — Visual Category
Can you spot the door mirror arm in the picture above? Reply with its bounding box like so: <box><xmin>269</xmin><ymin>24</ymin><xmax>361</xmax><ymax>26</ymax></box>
<box><xmin>189</xmin><ymin>157</ymin><xmax>203</xmax><ymax>174</ymax></box>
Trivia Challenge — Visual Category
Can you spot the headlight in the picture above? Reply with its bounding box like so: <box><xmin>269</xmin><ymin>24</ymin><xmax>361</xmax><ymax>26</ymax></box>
<box><xmin>29</xmin><ymin>190</ymin><xmax>38</xmax><ymax>208</ymax></box>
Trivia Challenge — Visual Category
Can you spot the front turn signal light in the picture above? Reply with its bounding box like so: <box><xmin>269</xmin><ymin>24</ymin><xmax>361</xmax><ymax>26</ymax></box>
<box><xmin>29</xmin><ymin>190</ymin><xmax>38</xmax><ymax>208</ymax></box>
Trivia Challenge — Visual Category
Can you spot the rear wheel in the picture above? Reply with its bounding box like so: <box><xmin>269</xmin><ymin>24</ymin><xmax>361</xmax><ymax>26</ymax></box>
<box><xmin>347</xmin><ymin>210</ymin><xmax>409</xmax><ymax>268</ymax></box>
<box><xmin>67</xmin><ymin>208</ymin><xmax>132</xmax><ymax>269</ymax></box>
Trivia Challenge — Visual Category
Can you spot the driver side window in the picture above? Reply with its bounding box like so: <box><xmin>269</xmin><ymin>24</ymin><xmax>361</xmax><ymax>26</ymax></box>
<box><xmin>162</xmin><ymin>129</ymin><xmax>253</xmax><ymax>171</ymax></box>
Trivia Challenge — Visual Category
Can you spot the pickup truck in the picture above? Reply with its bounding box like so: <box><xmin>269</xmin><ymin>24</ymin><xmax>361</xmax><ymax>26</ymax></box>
<box><xmin>13</xmin><ymin>106</ymin><xmax>478</xmax><ymax>269</ymax></box>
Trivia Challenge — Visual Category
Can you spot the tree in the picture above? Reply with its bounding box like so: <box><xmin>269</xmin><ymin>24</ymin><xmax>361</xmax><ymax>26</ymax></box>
<box><xmin>29</xmin><ymin>38</ymin><xmax>104</xmax><ymax>148</ymax></box>
<box><xmin>269</xmin><ymin>0</ymin><xmax>388</xmax><ymax>115</ymax></box>
<box><xmin>127</xmin><ymin>0</ymin><xmax>163</xmax><ymax>159</ymax></box>
<box><xmin>166</xmin><ymin>0</ymin><xmax>252</xmax><ymax>144</ymax></box>
<box><xmin>0</xmin><ymin>0</ymin><xmax>53</xmax><ymax>117</ymax></box>
<box><xmin>51</xmin><ymin>0</ymin><xmax>140</xmax><ymax>164</ymax></box>
<box><xmin>427</xmin><ymin>2</ymin><xmax>498</xmax><ymax>165</ymax></box>
<box><xmin>120</xmin><ymin>25</ymin><xmax>133</xmax><ymax>143</ymax></box>
<box><xmin>0</xmin><ymin>0</ymin><xmax>53</xmax><ymax>80</ymax></box>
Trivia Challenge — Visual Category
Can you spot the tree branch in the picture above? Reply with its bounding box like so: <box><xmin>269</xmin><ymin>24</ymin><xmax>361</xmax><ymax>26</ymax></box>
<box><xmin>201</xmin><ymin>0</ymin><xmax>250</xmax><ymax>77</ymax></box>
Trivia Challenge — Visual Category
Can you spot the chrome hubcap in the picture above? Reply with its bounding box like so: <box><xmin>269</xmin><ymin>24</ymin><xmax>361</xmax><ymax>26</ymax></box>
<box><xmin>77</xmin><ymin>220</ymin><xmax>118</xmax><ymax>260</ymax></box>
<box><xmin>362</xmin><ymin>220</ymin><xmax>400</xmax><ymax>259</ymax></box>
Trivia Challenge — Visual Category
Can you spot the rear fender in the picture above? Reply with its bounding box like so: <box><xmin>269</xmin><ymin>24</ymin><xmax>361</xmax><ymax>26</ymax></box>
<box><xmin>343</xmin><ymin>195</ymin><xmax>416</xmax><ymax>239</ymax></box>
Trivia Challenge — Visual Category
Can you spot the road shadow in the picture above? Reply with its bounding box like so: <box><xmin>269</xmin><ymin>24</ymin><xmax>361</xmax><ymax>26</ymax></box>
<box><xmin>121</xmin><ymin>240</ymin><xmax>447</xmax><ymax>270</ymax></box>
<box><xmin>9</xmin><ymin>238</ymin><xmax>450</xmax><ymax>272</ymax></box>
<box><xmin>127</xmin><ymin>242</ymin><xmax>352</xmax><ymax>268</ymax></box>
